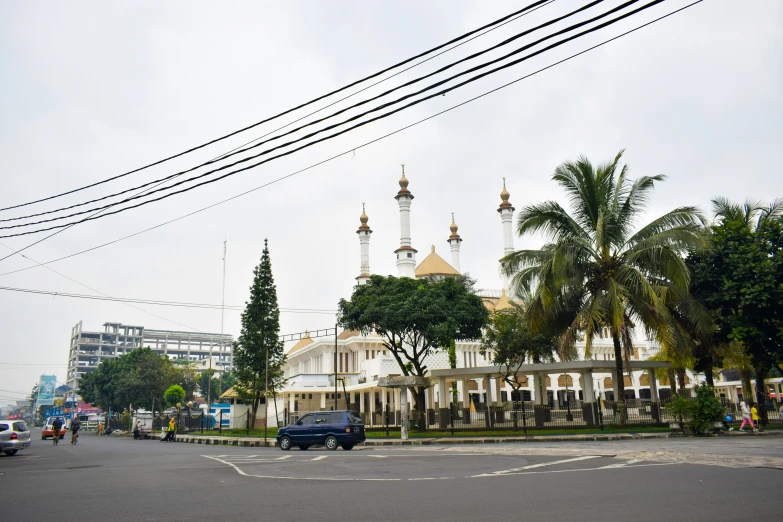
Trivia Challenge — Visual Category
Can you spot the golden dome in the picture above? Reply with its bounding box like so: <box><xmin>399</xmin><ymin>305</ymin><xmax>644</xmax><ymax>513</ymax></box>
<box><xmin>357</xmin><ymin>203</ymin><xmax>371</xmax><ymax>232</ymax></box>
<box><xmin>396</xmin><ymin>164</ymin><xmax>412</xmax><ymax>198</ymax></box>
<box><xmin>448</xmin><ymin>213</ymin><xmax>461</xmax><ymax>241</ymax></box>
<box><xmin>498</xmin><ymin>177</ymin><xmax>514</xmax><ymax>210</ymax></box>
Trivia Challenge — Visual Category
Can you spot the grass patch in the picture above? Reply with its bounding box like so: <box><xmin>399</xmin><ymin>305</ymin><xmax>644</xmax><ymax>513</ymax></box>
<box><xmin>364</xmin><ymin>426</ymin><xmax>672</xmax><ymax>438</ymax></box>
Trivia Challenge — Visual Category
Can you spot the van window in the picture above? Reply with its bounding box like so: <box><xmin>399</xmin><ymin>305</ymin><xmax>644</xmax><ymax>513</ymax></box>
<box><xmin>347</xmin><ymin>412</ymin><xmax>363</xmax><ymax>424</ymax></box>
<box><xmin>314</xmin><ymin>413</ymin><xmax>331</xmax><ymax>424</ymax></box>
<box><xmin>295</xmin><ymin>413</ymin><xmax>314</xmax><ymax>426</ymax></box>
<box><xmin>0</xmin><ymin>423</ymin><xmax>8</xmax><ymax>432</ymax></box>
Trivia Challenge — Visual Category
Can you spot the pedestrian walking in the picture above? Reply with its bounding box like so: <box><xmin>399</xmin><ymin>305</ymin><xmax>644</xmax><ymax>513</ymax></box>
<box><xmin>165</xmin><ymin>417</ymin><xmax>176</xmax><ymax>442</ymax></box>
<box><xmin>750</xmin><ymin>403</ymin><xmax>760</xmax><ymax>432</ymax></box>
<box><xmin>133</xmin><ymin>421</ymin><xmax>141</xmax><ymax>440</ymax></box>
<box><xmin>737</xmin><ymin>401</ymin><xmax>755</xmax><ymax>432</ymax></box>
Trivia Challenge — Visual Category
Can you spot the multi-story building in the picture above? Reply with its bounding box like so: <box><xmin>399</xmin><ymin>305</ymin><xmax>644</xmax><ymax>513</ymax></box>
<box><xmin>66</xmin><ymin>321</ymin><xmax>233</xmax><ymax>390</ymax></box>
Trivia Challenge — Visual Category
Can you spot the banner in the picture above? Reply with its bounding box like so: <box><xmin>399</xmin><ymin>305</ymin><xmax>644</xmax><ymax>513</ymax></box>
<box><xmin>37</xmin><ymin>375</ymin><xmax>56</xmax><ymax>406</ymax></box>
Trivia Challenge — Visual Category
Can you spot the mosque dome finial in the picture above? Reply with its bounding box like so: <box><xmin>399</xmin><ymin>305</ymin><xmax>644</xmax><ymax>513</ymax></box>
<box><xmin>499</xmin><ymin>177</ymin><xmax>514</xmax><ymax>210</ymax></box>
<box><xmin>358</xmin><ymin>203</ymin><xmax>371</xmax><ymax>232</ymax></box>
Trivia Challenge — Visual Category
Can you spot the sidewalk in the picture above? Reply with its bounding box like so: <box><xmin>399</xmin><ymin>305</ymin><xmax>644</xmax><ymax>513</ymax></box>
<box><xmin>174</xmin><ymin>429</ymin><xmax>781</xmax><ymax>448</ymax></box>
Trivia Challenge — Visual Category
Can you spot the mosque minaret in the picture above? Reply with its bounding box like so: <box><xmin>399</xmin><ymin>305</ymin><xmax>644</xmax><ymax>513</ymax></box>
<box><xmin>447</xmin><ymin>213</ymin><xmax>462</xmax><ymax>273</ymax></box>
<box><xmin>497</xmin><ymin>177</ymin><xmax>515</xmax><ymax>291</ymax></box>
<box><xmin>356</xmin><ymin>203</ymin><xmax>372</xmax><ymax>285</ymax></box>
<box><xmin>394</xmin><ymin>165</ymin><xmax>417</xmax><ymax>278</ymax></box>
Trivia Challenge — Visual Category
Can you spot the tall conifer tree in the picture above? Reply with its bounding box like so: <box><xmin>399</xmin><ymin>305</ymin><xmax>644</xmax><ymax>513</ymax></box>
<box><xmin>234</xmin><ymin>239</ymin><xmax>286</xmax><ymax>427</ymax></box>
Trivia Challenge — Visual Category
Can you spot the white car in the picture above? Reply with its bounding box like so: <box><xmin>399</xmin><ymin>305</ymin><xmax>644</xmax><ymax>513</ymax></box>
<box><xmin>0</xmin><ymin>420</ymin><xmax>32</xmax><ymax>455</ymax></box>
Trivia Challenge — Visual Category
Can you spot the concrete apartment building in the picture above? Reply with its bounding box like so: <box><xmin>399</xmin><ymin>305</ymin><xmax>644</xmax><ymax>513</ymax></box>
<box><xmin>66</xmin><ymin>321</ymin><xmax>233</xmax><ymax>390</ymax></box>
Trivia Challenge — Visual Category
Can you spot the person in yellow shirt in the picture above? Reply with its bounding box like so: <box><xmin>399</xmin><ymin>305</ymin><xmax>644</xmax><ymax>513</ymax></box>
<box><xmin>750</xmin><ymin>403</ymin><xmax>760</xmax><ymax>432</ymax></box>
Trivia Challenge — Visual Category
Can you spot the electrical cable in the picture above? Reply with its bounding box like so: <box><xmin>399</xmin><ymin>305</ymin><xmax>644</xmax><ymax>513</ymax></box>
<box><xmin>1</xmin><ymin>0</ymin><xmax>570</xmax><ymax>227</ymax></box>
<box><xmin>0</xmin><ymin>0</ymin><xmax>550</xmax><ymax>213</ymax></box>
<box><xmin>0</xmin><ymin>0</ymin><xmax>703</xmax><ymax>274</ymax></box>
<box><xmin>0</xmin><ymin>0</ymin><xmax>663</xmax><ymax>240</ymax></box>
<box><xmin>0</xmin><ymin>1</ymin><xmax>556</xmax><ymax>226</ymax></box>
<box><xmin>0</xmin><ymin>285</ymin><xmax>338</xmax><ymax>313</ymax></box>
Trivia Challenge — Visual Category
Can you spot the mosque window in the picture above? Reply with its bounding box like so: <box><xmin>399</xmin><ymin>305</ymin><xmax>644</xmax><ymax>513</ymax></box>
<box><xmin>407</xmin><ymin>253</ymin><xmax>412</xmax><ymax>258</ymax></box>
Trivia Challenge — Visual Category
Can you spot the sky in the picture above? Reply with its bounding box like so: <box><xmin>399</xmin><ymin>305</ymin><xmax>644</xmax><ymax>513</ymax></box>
<box><xmin>0</xmin><ymin>0</ymin><xmax>781</xmax><ymax>404</ymax></box>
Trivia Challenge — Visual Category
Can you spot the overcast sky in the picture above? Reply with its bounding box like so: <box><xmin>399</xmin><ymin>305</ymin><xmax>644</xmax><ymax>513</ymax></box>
<box><xmin>1</xmin><ymin>0</ymin><xmax>781</xmax><ymax>403</ymax></box>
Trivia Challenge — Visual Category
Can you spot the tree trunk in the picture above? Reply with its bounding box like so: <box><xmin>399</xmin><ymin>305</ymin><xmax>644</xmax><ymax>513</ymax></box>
<box><xmin>754</xmin><ymin>365</ymin><xmax>769</xmax><ymax>426</ymax></box>
<box><xmin>250</xmin><ymin>391</ymin><xmax>261</xmax><ymax>429</ymax></box>
<box><xmin>740</xmin><ymin>368</ymin><xmax>753</xmax><ymax>403</ymax></box>
<box><xmin>666</xmin><ymin>369</ymin><xmax>677</xmax><ymax>396</ymax></box>
<box><xmin>676</xmin><ymin>369</ymin><xmax>687</xmax><ymax>396</ymax></box>
<box><xmin>415</xmin><ymin>387</ymin><xmax>427</xmax><ymax>431</ymax></box>
<box><xmin>611</xmin><ymin>333</ymin><xmax>626</xmax><ymax>424</ymax></box>
<box><xmin>704</xmin><ymin>365</ymin><xmax>714</xmax><ymax>387</ymax></box>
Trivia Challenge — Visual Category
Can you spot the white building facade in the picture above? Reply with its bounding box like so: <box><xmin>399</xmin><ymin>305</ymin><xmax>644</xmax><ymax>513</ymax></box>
<box><xmin>273</xmin><ymin>170</ymin><xmax>707</xmax><ymax>426</ymax></box>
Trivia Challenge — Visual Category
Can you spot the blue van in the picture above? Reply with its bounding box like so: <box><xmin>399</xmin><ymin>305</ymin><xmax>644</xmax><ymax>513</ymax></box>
<box><xmin>277</xmin><ymin>410</ymin><xmax>365</xmax><ymax>451</ymax></box>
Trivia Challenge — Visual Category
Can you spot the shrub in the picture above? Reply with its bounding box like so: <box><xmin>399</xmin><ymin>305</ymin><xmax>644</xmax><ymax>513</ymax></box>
<box><xmin>690</xmin><ymin>383</ymin><xmax>725</xmax><ymax>434</ymax></box>
<box><xmin>164</xmin><ymin>384</ymin><xmax>186</xmax><ymax>407</ymax></box>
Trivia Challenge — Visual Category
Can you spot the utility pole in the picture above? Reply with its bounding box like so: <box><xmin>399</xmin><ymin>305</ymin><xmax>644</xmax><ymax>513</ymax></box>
<box><xmin>208</xmin><ymin>238</ymin><xmax>227</xmax><ymax>408</ymax></box>
<box><xmin>334</xmin><ymin>322</ymin><xmax>338</xmax><ymax>410</ymax></box>
<box><xmin>263</xmin><ymin>326</ymin><xmax>268</xmax><ymax>448</ymax></box>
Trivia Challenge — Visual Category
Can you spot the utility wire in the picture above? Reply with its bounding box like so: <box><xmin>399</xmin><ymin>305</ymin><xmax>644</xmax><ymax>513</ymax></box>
<box><xmin>0</xmin><ymin>285</ymin><xmax>338</xmax><ymax>313</ymax></box>
<box><xmin>0</xmin><ymin>0</ymin><xmax>703</xmax><ymax>275</ymax></box>
<box><xmin>0</xmin><ymin>1</ymin><xmax>556</xmax><ymax>226</ymax></box>
<box><xmin>0</xmin><ymin>1</ymin><xmax>556</xmax><ymax>264</ymax></box>
<box><xmin>0</xmin><ymin>0</ymin><xmax>663</xmax><ymax>240</ymax></box>
<box><xmin>0</xmin><ymin>0</ymin><xmax>550</xmax><ymax>213</ymax></box>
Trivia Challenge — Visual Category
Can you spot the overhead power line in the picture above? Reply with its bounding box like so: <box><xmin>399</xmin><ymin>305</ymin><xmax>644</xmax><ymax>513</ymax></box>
<box><xmin>0</xmin><ymin>0</ymin><xmax>665</xmax><ymax>240</ymax></box>
<box><xmin>0</xmin><ymin>0</ymin><xmax>703</xmax><ymax>276</ymax></box>
<box><xmin>0</xmin><ymin>0</ymin><xmax>550</xmax><ymax>214</ymax></box>
<box><xmin>0</xmin><ymin>0</ymin><xmax>568</xmax><ymax>227</ymax></box>
<box><xmin>0</xmin><ymin>1</ymin><xmax>555</xmax><ymax>227</ymax></box>
<box><xmin>0</xmin><ymin>285</ymin><xmax>338</xmax><ymax>314</ymax></box>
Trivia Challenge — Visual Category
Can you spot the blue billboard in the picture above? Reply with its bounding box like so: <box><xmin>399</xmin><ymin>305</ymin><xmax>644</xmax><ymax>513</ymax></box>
<box><xmin>37</xmin><ymin>375</ymin><xmax>57</xmax><ymax>406</ymax></box>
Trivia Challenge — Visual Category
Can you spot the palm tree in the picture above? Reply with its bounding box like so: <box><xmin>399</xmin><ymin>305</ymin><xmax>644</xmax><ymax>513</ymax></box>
<box><xmin>501</xmin><ymin>150</ymin><xmax>706</xmax><ymax>412</ymax></box>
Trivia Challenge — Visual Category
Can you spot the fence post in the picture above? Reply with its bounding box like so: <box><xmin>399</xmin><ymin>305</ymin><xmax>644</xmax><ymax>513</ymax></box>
<box><xmin>219</xmin><ymin>410</ymin><xmax>223</xmax><ymax>435</ymax></box>
<box><xmin>450</xmin><ymin>402</ymin><xmax>455</xmax><ymax>436</ymax></box>
<box><xmin>201</xmin><ymin>413</ymin><xmax>204</xmax><ymax>434</ymax></box>
<box><xmin>246</xmin><ymin>411</ymin><xmax>250</xmax><ymax>436</ymax></box>
<box><xmin>385</xmin><ymin>404</ymin><xmax>389</xmax><ymax>437</ymax></box>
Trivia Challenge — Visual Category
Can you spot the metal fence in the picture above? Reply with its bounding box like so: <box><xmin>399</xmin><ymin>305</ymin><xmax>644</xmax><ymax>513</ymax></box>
<box><xmin>281</xmin><ymin>398</ymin><xmax>783</xmax><ymax>434</ymax></box>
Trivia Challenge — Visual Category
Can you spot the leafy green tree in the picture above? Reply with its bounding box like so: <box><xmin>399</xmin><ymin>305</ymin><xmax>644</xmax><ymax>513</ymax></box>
<box><xmin>198</xmin><ymin>369</ymin><xmax>236</xmax><ymax>402</ymax></box>
<box><xmin>234</xmin><ymin>239</ymin><xmax>287</xmax><ymax>428</ymax></box>
<box><xmin>480</xmin><ymin>305</ymin><xmax>559</xmax><ymax>427</ymax></box>
<box><xmin>501</xmin><ymin>151</ymin><xmax>705</xmax><ymax>413</ymax></box>
<box><xmin>338</xmin><ymin>274</ymin><xmax>489</xmax><ymax>429</ymax></box>
<box><xmin>689</xmin><ymin>198</ymin><xmax>783</xmax><ymax>421</ymax></box>
<box><xmin>164</xmin><ymin>385</ymin><xmax>186</xmax><ymax>407</ymax></box>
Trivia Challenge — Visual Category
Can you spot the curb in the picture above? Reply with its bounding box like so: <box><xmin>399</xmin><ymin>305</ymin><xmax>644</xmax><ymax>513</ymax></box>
<box><xmin>174</xmin><ymin>430</ymin><xmax>781</xmax><ymax>447</ymax></box>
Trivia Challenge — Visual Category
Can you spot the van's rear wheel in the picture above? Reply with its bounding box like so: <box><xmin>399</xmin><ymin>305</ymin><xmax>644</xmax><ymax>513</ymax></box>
<box><xmin>341</xmin><ymin>444</ymin><xmax>354</xmax><ymax>451</ymax></box>
<box><xmin>279</xmin><ymin>436</ymin><xmax>292</xmax><ymax>451</ymax></box>
<box><xmin>325</xmin><ymin>436</ymin><xmax>338</xmax><ymax>451</ymax></box>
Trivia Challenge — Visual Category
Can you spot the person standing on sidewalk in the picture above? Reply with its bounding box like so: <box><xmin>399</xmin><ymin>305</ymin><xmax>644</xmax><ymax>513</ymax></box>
<box><xmin>737</xmin><ymin>401</ymin><xmax>755</xmax><ymax>431</ymax></box>
<box><xmin>750</xmin><ymin>403</ymin><xmax>760</xmax><ymax>432</ymax></box>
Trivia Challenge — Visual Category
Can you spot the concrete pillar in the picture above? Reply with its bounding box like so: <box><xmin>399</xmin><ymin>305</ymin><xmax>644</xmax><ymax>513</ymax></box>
<box><xmin>494</xmin><ymin>378</ymin><xmax>503</xmax><ymax>405</ymax></box>
<box><xmin>648</xmin><ymin>368</ymin><xmax>661</xmax><ymax>422</ymax></box>
<box><xmin>532</xmin><ymin>373</ymin><xmax>550</xmax><ymax>426</ymax></box>
<box><xmin>581</xmin><ymin>370</ymin><xmax>596</xmax><ymax>426</ymax></box>
<box><xmin>461</xmin><ymin>379</ymin><xmax>472</xmax><ymax>424</ymax></box>
<box><xmin>288</xmin><ymin>393</ymin><xmax>295</xmax><ymax>415</ymax></box>
<box><xmin>483</xmin><ymin>375</ymin><xmax>493</xmax><ymax>427</ymax></box>
<box><xmin>611</xmin><ymin>370</ymin><xmax>620</xmax><ymax>402</ymax></box>
<box><xmin>320</xmin><ymin>392</ymin><xmax>326</xmax><ymax>410</ymax></box>
<box><xmin>359</xmin><ymin>391</ymin><xmax>365</xmax><ymax>416</ymax></box>
<box><xmin>438</xmin><ymin>377</ymin><xmax>450</xmax><ymax>428</ymax></box>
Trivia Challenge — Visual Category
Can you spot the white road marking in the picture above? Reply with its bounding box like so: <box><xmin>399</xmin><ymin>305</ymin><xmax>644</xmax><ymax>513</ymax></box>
<box><xmin>599</xmin><ymin>459</ymin><xmax>642</xmax><ymax>469</ymax></box>
<box><xmin>409</xmin><ymin>477</ymin><xmax>454</xmax><ymax>481</ymax></box>
<box><xmin>311</xmin><ymin>455</ymin><xmax>328</xmax><ymax>461</ymax></box>
<box><xmin>367</xmin><ymin>455</ymin><xmax>388</xmax><ymax>458</ymax></box>
<box><xmin>201</xmin><ymin>455</ymin><xmax>401</xmax><ymax>481</ymax></box>
<box><xmin>275</xmin><ymin>455</ymin><xmax>292</xmax><ymax>460</ymax></box>
<box><xmin>479</xmin><ymin>455</ymin><xmax>602</xmax><ymax>476</ymax></box>
<box><xmin>473</xmin><ymin>462</ymin><xmax>677</xmax><ymax>478</ymax></box>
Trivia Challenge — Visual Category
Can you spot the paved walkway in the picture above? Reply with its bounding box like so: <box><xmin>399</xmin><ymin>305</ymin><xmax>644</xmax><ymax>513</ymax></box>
<box><xmin>174</xmin><ymin>429</ymin><xmax>781</xmax><ymax>448</ymax></box>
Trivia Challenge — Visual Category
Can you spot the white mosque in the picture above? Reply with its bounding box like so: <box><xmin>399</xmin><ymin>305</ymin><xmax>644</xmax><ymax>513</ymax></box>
<box><xmin>253</xmin><ymin>169</ymin><xmax>685</xmax><ymax>428</ymax></box>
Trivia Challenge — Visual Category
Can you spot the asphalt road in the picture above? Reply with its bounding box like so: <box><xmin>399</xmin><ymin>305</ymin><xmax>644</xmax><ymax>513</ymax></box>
<box><xmin>2</xmin><ymin>429</ymin><xmax>780</xmax><ymax>521</ymax></box>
